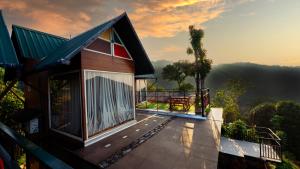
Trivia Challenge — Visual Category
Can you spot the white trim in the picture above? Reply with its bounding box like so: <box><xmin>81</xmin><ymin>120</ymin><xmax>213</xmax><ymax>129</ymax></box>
<box><xmin>48</xmin><ymin>71</ymin><xmax>84</xmax><ymax>141</ymax></box>
<box><xmin>84</xmin><ymin>69</ymin><xmax>134</xmax><ymax>75</ymax></box>
<box><xmin>84</xmin><ymin>120</ymin><xmax>137</xmax><ymax>147</ymax></box>
<box><xmin>98</xmin><ymin>37</ymin><xmax>111</xmax><ymax>43</ymax></box>
<box><xmin>83</xmin><ymin>70</ymin><xmax>88</xmax><ymax>140</ymax></box>
<box><xmin>112</xmin><ymin>28</ymin><xmax>133</xmax><ymax>60</ymax></box>
<box><xmin>113</xmin><ymin>53</ymin><xmax>133</xmax><ymax>61</ymax></box>
<box><xmin>83</xmin><ymin>48</ymin><xmax>112</xmax><ymax>56</ymax></box>
<box><xmin>83</xmin><ymin>69</ymin><xmax>135</xmax><ymax>141</ymax></box>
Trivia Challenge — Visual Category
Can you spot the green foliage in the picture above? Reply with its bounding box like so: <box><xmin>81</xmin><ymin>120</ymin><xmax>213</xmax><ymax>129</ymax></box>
<box><xmin>276</xmin><ymin>158</ymin><xmax>299</xmax><ymax>169</ymax></box>
<box><xmin>222</xmin><ymin>120</ymin><xmax>248</xmax><ymax>140</ymax></box>
<box><xmin>271</xmin><ymin>115</ymin><xmax>284</xmax><ymax>130</ymax></box>
<box><xmin>0</xmin><ymin>68</ymin><xmax>24</xmax><ymax>127</ymax></box>
<box><xmin>187</xmin><ymin>25</ymin><xmax>212</xmax><ymax>114</ymax></box>
<box><xmin>147</xmin><ymin>83</ymin><xmax>164</xmax><ymax>92</ymax></box>
<box><xmin>212</xmin><ymin>80</ymin><xmax>245</xmax><ymax>123</ymax></box>
<box><xmin>199</xmin><ymin>58</ymin><xmax>212</xmax><ymax>79</ymax></box>
<box><xmin>276</xmin><ymin>101</ymin><xmax>300</xmax><ymax>160</ymax></box>
<box><xmin>178</xmin><ymin>82</ymin><xmax>194</xmax><ymax>91</ymax></box>
<box><xmin>161</xmin><ymin>60</ymin><xmax>194</xmax><ymax>90</ymax></box>
<box><xmin>222</xmin><ymin>120</ymin><xmax>259</xmax><ymax>142</ymax></box>
<box><xmin>249</xmin><ymin>103</ymin><xmax>276</xmax><ymax>127</ymax></box>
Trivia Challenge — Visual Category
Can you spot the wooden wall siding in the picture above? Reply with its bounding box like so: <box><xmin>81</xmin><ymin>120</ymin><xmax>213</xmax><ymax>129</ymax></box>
<box><xmin>86</xmin><ymin>38</ymin><xmax>111</xmax><ymax>55</ymax></box>
<box><xmin>81</xmin><ymin>49</ymin><xmax>135</xmax><ymax>73</ymax></box>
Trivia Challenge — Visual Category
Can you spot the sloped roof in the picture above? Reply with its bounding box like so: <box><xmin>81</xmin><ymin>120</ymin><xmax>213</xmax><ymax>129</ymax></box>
<box><xmin>35</xmin><ymin>14</ymin><xmax>123</xmax><ymax>70</ymax></box>
<box><xmin>12</xmin><ymin>25</ymin><xmax>67</xmax><ymax>60</ymax></box>
<box><xmin>35</xmin><ymin>13</ymin><xmax>154</xmax><ymax>75</ymax></box>
<box><xmin>0</xmin><ymin>10</ymin><xmax>19</xmax><ymax>67</ymax></box>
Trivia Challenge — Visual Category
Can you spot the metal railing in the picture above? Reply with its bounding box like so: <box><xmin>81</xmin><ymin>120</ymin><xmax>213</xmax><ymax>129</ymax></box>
<box><xmin>222</xmin><ymin>124</ymin><xmax>282</xmax><ymax>162</ymax></box>
<box><xmin>135</xmin><ymin>88</ymin><xmax>210</xmax><ymax>116</ymax></box>
<box><xmin>0</xmin><ymin>122</ymin><xmax>74</xmax><ymax>169</ymax></box>
<box><xmin>256</xmin><ymin>127</ymin><xmax>282</xmax><ymax>161</ymax></box>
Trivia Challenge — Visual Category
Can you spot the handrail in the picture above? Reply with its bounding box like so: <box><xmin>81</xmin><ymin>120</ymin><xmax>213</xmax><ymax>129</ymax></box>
<box><xmin>0</xmin><ymin>122</ymin><xmax>74</xmax><ymax>169</ymax></box>
<box><xmin>136</xmin><ymin>88</ymin><xmax>211</xmax><ymax>116</ymax></box>
<box><xmin>222</xmin><ymin>123</ymin><xmax>282</xmax><ymax>162</ymax></box>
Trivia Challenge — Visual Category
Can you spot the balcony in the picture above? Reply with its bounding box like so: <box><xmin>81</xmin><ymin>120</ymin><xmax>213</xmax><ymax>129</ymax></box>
<box><xmin>220</xmin><ymin>124</ymin><xmax>282</xmax><ymax>163</ymax></box>
<box><xmin>135</xmin><ymin>88</ymin><xmax>211</xmax><ymax>118</ymax></box>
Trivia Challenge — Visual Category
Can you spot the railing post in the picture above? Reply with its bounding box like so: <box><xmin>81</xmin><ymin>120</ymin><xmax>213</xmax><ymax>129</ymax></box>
<box><xmin>156</xmin><ymin>89</ymin><xmax>158</xmax><ymax>111</ymax></box>
<box><xmin>259</xmin><ymin>138</ymin><xmax>262</xmax><ymax>158</ymax></box>
<box><xmin>200</xmin><ymin>89</ymin><xmax>204</xmax><ymax>116</ymax></box>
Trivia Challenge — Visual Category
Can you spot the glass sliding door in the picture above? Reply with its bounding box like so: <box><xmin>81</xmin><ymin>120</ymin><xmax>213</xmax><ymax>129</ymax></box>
<box><xmin>49</xmin><ymin>72</ymin><xmax>82</xmax><ymax>138</ymax></box>
<box><xmin>85</xmin><ymin>70</ymin><xmax>134</xmax><ymax>137</ymax></box>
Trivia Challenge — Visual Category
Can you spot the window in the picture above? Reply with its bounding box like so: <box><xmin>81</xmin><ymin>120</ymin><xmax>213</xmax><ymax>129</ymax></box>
<box><xmin>49</xmin><ymin>72</ymin><xmax>82</xmax><ymax>138</ymax></box>
<box><xmin>99</xmin><ymin>29</ymin><xmax>112</xmax><ymax>41</ymax></box>
<box><xmin>112</xmin><ymin>30</ymin><xmax>131</xmax><ymax>60</ymax></box>
<box><xmin>85</xmin><ymin>70</ymin><xmax>134</xmax><ymax>137</ymax></box>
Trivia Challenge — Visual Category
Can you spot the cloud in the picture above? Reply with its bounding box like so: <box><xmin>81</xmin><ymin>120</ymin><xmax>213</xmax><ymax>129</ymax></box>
<box><xmin>0</xmin><ymin>0</ymin><xmax>27</xmax><ymax>11</ymax></box>
<box><xmin>162</xmin><ymin>45</ymin><xmax>184</xmax><ymax>52</ymax></box>
<box><xmin>0</xmin><ymin>0</ymin><xmax>251</xmax><ymax>38</ymax></box>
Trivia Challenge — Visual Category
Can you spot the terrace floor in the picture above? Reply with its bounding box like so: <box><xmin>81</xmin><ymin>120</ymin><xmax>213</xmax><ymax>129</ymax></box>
<box><xmin>70</xmin><ymin>108</ymin><xmax>223</xmax><ymax>169</ymax></box>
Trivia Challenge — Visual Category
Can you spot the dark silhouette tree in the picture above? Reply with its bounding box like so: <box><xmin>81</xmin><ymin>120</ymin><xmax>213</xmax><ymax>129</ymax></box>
<box><xmin>161</xmin><ymin>60</ymin><xmax>193</xmax><ymax>90</ymax></box>
<box><xmin>187</xmin><ymin>25</ymin><xmax>212</xmax><ymax>115</ymax></box>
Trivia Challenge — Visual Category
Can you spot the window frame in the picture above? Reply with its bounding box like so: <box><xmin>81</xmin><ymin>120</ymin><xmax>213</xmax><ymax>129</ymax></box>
<box><xmin>83</xmin><ymin>69</ymin><xmax>136</xmax><ymax>142</ymax></box>
<box><xmin>112</xmin><ymin>28</ymin><xmax>133</xmax><ymax>60</ymax></box>
<box><xmin>48</xmin><ymin>70</ymin><xmax>83</xmax><ymax>141</ymax></box>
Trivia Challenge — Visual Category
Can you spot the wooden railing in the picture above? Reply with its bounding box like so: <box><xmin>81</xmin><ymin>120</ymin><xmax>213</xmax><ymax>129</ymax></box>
<box><xmin>135</xmin><ymin>88</ymin><xmax>210</xmax><ymax>116</ymax></box>
<box><xmin>0</xmin><ymin>122</ymin><xmax>74</xmax><ymax>169</ymax></box>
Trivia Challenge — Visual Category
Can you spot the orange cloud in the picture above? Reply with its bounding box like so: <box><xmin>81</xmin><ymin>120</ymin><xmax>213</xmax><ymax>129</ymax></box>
<box><xmin>26</xmin><ymin>10</ymin><xmax>91</xmax><ymax>37</ymax></box>
<box><xmin>0</xmin><ymin>0</ymin><xmax>27</xmax><ymax>11</ymax></box>
<box><xmin>125</xmin><ymin>0</ymin><xmax>226</xmax><ymax>38</ymax></box>
<box><xmin>0</xmin><ymin>0</ymin><xmax>250</xmax><ymax>39</ymax></box>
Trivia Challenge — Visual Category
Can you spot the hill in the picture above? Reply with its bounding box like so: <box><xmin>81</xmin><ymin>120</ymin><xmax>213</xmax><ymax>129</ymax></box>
<box><xmin>152</xmin><ymin>61</ymin><xmax>300</xmax><ymax>113</ymax></box>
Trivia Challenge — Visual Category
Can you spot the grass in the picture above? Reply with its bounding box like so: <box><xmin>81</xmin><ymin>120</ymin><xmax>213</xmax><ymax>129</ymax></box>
<box><xmin>136</xmin><ymin>101</ymin><xmax>195</xmax><ymax>113</ymax></box>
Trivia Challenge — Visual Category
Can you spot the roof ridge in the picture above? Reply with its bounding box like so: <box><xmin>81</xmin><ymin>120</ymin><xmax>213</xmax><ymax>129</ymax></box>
<box><xmin>68</xmin><ymin>12</ymin><xmax>126</xmax><ymax>41</ymax></box>
<box><xmin>12</xmin><ymin>24</ymin><xmax>68</xmax><ymax>40</ymax></box>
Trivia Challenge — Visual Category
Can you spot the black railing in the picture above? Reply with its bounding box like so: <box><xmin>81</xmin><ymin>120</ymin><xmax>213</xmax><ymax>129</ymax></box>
<box><xmin>135</xmin><ymin>89</ymin><xmax>210</xmax><ymax>116</ymax></box>
<box><xmin>222</xmin><ymin>124</ymin><xmax>282</xmax><ymax>162</ymax></box>
<box><xmin>256</xmin><ymin>127</ymin><xmax>282</xmax><ymax>162</ymax></box>
<box><xmin>0</xmin><ymin>122</ymin><xmax>74</xmax><ymax>169</ymax></box>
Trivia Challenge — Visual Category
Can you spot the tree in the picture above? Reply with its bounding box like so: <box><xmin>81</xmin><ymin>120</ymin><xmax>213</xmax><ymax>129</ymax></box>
<box><xmin>249</xmin><ymin>103</ymin><xmax>276</xmax><ymax>128</ymax></box>
<box><xmin>212</xmin><ymin>80</ymin><xmax>245</xmax><ymax>123</ymax></box>
<box><xmin>0</xmin><ymin>68</ymin><xmax>24</xmax><ymax>128</ymax></box>
<box><xmin>161</xmin><ymin>60</ymin><xmax>193</xmax><ymax>90</ymax></box>
<box><xmin>276</xmin><ymin>101</ymin><xmax>300</xmax><ymax>160</ymax></box>
<box><xmin>187</xmin><ymin>25</ymin><xmax>212</xmax><ymax>115</ymax></box>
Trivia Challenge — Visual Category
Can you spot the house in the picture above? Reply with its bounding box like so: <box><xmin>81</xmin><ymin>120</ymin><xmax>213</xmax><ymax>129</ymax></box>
<box><xmin>2</xmin><ymin>12</ymin><xmax>154</xmax><ymax>147</ymax></box>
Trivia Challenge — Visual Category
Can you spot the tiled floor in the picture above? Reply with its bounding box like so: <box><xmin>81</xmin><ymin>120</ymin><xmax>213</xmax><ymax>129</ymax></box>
<box><xmin>108</xmin><ymin>109</ymin><xmax>223</xmax><ymax>169</ymax></box>
<box><xmin>73</xmin><ymin>113</ymin><xmax>171</xmax><ymax>166</ymax></box>
<box><xmin>71</xmin><ymin>109</ymin><xmax>223</xmax><ymax>169</ymax></box>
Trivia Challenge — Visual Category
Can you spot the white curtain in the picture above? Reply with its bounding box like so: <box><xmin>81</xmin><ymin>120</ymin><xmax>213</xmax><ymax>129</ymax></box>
<box><xmin>85</xmin><ymin>71</ymin><xmax>134</xmax><ymax>137</ymax></box>
<box><xmin>50</xmin><ymin>73</ymin><xmax>82</xmax><ymax>137</ymax></box>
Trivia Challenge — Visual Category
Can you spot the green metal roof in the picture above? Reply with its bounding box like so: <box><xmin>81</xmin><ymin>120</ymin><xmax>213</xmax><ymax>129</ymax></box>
<box><xmin>35</xmin><ymin>13</ymin><xmax>125</xmax><ymax>70</ymax></box>
<box><xmin>0</xmin><ymin>10</ymin><xmax>19</xmax><ymax>67</ymax></box>
<box><xmin>12</xmin><ymin>25</ymin><xmax>67</xmax><ymax>60</ymax></box>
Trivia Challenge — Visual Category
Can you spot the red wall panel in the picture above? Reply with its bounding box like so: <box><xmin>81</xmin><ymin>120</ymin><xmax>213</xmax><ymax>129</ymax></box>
<box><xmin>114</xmin><ymin>44</ymin><xmax>130</xmax><ymax>59</ymax></box>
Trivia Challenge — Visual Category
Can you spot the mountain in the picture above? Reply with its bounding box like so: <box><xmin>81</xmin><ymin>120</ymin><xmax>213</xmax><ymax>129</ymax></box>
<box><xmin>152</xmin><ymin>61</ymin><xmax>300</xmax><ymax>113</ymax></box>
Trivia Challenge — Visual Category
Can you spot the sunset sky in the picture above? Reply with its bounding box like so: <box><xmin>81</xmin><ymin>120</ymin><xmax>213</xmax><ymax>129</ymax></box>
<box><xmin>1</xmin><ymin>0</ymin><xmax>300</xmax><ymax>66</ymax></box>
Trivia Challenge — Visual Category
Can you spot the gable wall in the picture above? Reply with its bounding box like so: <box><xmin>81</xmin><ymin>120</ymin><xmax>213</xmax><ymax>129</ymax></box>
<box><xmin>80</xmin><ymin>49</ymin><xmax>135</xmax><ymax>73</ymax></box>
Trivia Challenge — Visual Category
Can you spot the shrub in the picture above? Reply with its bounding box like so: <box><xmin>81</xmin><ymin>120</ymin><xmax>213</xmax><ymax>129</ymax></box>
<box><xmin>276</xmin><ymin>101</ymin><xmax>300</xmax><ymax>160</ymax></box>
<box><xmin>224</xmin><ymin>120</ymin><xmax>248</xmax><ymax>140</ymax></box>
<box><xmin>249</xmin><ymin>102</ymin><xmax>276</xmax><ymax>128</ymax></box>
